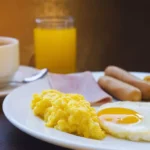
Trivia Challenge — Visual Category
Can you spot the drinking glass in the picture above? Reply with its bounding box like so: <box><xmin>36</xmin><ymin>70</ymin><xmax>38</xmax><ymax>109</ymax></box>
<box><xmin>34</xmin><ymin>16</ymin><xmax>76</xmax><ymax>73</ymax></box>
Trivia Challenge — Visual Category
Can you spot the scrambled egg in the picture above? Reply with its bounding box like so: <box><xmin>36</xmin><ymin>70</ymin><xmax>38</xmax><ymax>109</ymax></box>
<box><xmin>31</xmin><ymin>89</ymin><xmax>105</xmax><ymax>139</ymax></box>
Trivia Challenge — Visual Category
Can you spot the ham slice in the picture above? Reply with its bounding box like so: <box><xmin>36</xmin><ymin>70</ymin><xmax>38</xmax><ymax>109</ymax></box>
<box><xmin>48</xmin><ymin>71</ymin><xmax>112</xmax><ymax>105</ymax></box>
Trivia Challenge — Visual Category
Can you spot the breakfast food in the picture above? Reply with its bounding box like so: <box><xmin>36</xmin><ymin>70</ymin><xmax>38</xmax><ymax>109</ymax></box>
<box><xmin>98</xmin><ymin>76</ymin><xmax>142</xmax><ymax>101</ymax></box>
<box><xmin>97</xmin><ymin>101</ymin><xmax>150</xmax><ymax>142</ymax></box>
<box><xmin>31</xmin><ymin>89</ymin><xmax>105</xmax><ymax>140</ymax></box>
<box><xmin>144</xmin><ymin>75</ymin><xmax>150</xmax><ymax>83</ymax></box>
<box><xmin>105</xmin><ymin>66</ymin><xmax>150</xmax><ymax>100</ymax></box>
<box><xmin>49</xmin><ymin>71</ymin><xmax>112</xmax><ymax>105</ymax></box>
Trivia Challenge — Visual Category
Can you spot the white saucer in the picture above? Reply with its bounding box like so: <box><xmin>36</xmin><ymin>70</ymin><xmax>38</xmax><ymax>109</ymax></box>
<box><xmin>0</xmin><ymin>65</ymin><xmax>38</xmax><ymax>97</ymax></box>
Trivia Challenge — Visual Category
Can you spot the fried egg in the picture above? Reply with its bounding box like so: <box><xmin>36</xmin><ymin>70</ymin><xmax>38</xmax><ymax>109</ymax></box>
<box><xmin>97</xmin><ymin>101</ymin><xmax>150</xmax><ymax>141</ymax></box>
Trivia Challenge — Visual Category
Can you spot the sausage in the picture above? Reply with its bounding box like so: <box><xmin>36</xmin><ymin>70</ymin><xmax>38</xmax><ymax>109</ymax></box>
<box><xmin>105</xmin><ymin>66</ymin><xmax>150</xmax><ymax>100</ymax></box>
<box><xmin>98</xmin><ymin>76</ymin><xmax>142</xmax><ymax>101</ymax></box>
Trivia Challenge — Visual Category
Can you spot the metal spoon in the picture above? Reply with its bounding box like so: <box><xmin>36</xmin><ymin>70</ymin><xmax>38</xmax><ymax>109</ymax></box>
<box><xmin>12</xmin><ymin>68</ymin><xmax>48</xmax><ymax>84</ymax></box>
<box><xmin>23</xmin><ymin>68</ymin><xmax>48</xmax><ymax>83</ymax></box>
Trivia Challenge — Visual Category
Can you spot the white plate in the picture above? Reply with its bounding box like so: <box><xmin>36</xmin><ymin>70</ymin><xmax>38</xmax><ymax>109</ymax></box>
<box><xmin>2</xmin><ymin>72</ymin><xmax>150</xmax><ymax>150</ymax></box>
<box><xmin>0</xmin><ymin>66</ymin><xmax>38</xmax><ymax>97</ymax></box>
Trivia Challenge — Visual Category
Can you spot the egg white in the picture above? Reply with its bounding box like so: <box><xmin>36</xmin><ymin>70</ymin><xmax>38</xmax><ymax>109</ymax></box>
<box><xmin>97</xmin><ymin>101</ymin><xmax>150</xmax><ymax>141</ymax></box>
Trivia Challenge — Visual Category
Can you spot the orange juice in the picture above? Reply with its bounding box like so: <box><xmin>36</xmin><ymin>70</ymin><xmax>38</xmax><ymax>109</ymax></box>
<box><xmin>34</xmin><ymin>27</ymin><xmax>76</xmax><ymax>73</ymax></box>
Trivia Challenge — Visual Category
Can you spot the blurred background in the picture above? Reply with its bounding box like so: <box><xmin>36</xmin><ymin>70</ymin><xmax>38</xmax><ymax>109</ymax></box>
<box><xmin>0</xmin><ymin>0</ymin><xmax>150</xmax><ymax>72</ymax></box>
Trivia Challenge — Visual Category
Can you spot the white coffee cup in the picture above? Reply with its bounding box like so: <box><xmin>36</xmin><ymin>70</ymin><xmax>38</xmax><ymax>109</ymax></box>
<box><xmin>0</xmin><ymin>36</ymin><xmax>19</xmax><ymax>87</ymax></box>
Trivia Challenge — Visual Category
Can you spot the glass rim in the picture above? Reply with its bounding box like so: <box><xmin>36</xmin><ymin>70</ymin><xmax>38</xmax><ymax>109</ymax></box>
<box><xmin>35</xmin><ymin>16</ymin><xmax>74</xmax><ymax>24</ymax></box>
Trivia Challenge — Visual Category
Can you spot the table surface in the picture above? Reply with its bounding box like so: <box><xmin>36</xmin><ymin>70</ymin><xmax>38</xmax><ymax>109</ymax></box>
<box><xmin>0</xmin><ymin>97</ymin><xmax>69</xmax><ymax>150</ymax></box>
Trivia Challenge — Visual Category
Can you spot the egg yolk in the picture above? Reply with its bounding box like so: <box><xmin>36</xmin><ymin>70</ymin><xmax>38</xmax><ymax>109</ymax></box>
<box><xmin>97</xmin><ymin>107</ymin><xmax>143</xmax><ymax>124</ymax></box>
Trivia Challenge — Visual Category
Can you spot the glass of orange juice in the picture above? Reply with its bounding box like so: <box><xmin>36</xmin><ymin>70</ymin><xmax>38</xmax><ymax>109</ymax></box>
<box><xmin>34</xmin><ymin>16</ymin><xmax>76</xmax><ymax>73</ymax></box>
